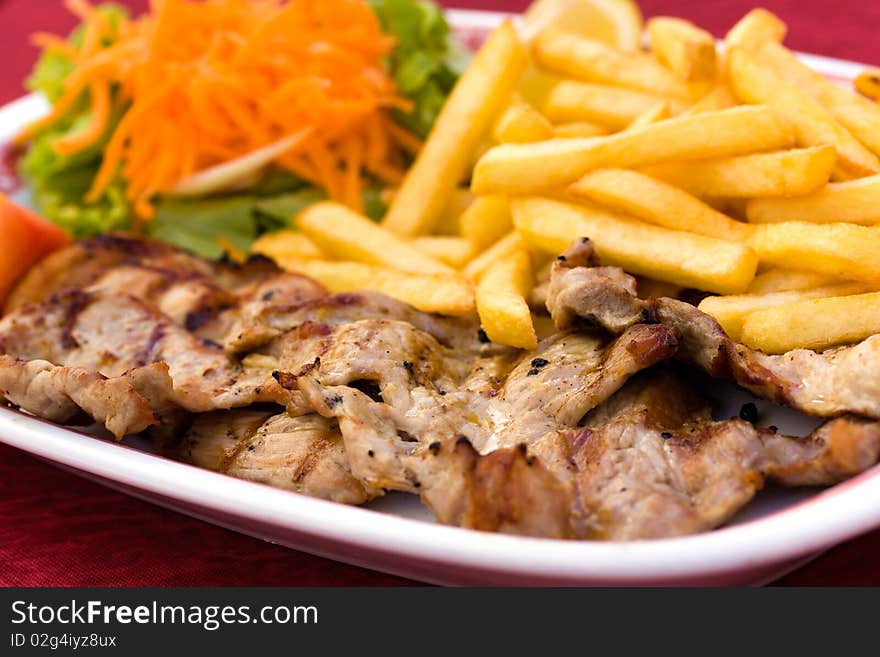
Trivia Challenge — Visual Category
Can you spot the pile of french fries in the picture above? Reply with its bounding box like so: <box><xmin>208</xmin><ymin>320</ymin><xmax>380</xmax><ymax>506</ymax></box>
<box><xmin>253</xmin><ymin>2</ymin><xmax>880</xmax><ymax>355</ymax></box>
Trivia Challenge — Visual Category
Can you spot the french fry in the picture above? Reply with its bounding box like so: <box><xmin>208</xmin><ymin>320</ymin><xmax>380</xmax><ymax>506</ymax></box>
<box><xmin>625</xmin><ymin>101</ymin><xmax>670</xmax><ymax>130</ymax></box>
<box><xmin>727</xmin><ymin>47</ymin><xmax>879</xmax><ymax>179</ymax></box>
<box><xmin>855</xmin><ymin>68</ymin><xmax>880</xmax><ymax>102</ymax></box>
<box><xmin>272</xmin><ymin>258</ymin><xmax>474</xmax><ymax>316</ymax></box>
<box><xmin>698</xmin><ymin>283</ymin><xmax>868</xmax><ymax>340</ymax></box>
<box><xmin>251</xmin><ymin>230</ymin><xmax>325</xmax><ymax>260</ymax></box>
<box><xmin>533</xmin><ymin>27</ymin><xmax>693</xmax><ymax>99</ymax></box>
<box><xmin>553</xmin><ymin>122</ymin><xmax>610</xmax><ymax>138</ymax></box>
<box><xmin>542</xmin><ymin>80</ymin><xmax>677</xmax><ymax>130</ymax></box>
<box><xmin>568</xmin><ymin>168</ymin><xmax>752</xmax><ymax>241</ymax></box>
<box><xmin>459</xmin><ymin>196</ymin><xmax>512</xmax><ymax>249</ymax></box>
<box><xmin>476</xmin><ymin>249</ymin><xmax>537</xmax><ymax>349</ymax></box>
<box><xmin>411</xmin><ymin>236</ymin><xmax>478</xmax><ymax>269</ymax></box>
<box><xmin>462</xmin><ymin>231</ymin><xmax>526</xmax><ymax>281</ymax></box>
<box><xmin>642</xmin><ymin>145</ymin><xmax>836</xmax><ymax>198</ymax></box>
<box><xmin>683</xmin><ymin>81</ymin><xmax>737</xmax><ymax>115</ymax></box>
<box><xmin>753</xmin><ymin>41</ymin><xmax>880</xmax><ymax>158</ymax></box>
<box><xmin>746</xmin><ymin>174</ymin><xmax>880</xmax><ymax>225</ymax></box>
<box><xmin>517</xmin><ymin>61</ymin><xmax>567</xmax><ymax>107</ymax></box>
<box><xmin>648</xmin><ymin>17</ymin><xmax>717</xmax><ymax>82</ymax></box>
<box><xmin>747</xmin><ymin>268</ymin><xmax>844</xmax><ymax>294</ymax></box>
<box><xmin>433</xmin><ymin>188</ymin><xmax>475</xmax><ymax>235</ymax></box>
<box><xmin>493</xmin><ymin>99</ymin><xmax>554</xmax><ymax>143</ymax></box>
<box><xmin>748</xmin><ymin>222</ymin><xmax>880</xmax><ymax>285</ymax></box>
<box><xmin>297</xmin><ymin>202</ymin><xmax>454</xmax><ymax>275</ymax></box>
<box><xmin>382</xmin><ymin>21</ymin><xmax>527</xmax><ymax>236</ymax></box>
<box><xmin>472</xmin><ymin>106</ymin><xmax>793</xmax><ymax>195</ymax></box>
<box><xmin>740</xmin><ymin>291</ymin><xmax>880</xmax><ymax>353</ymax></box>
<box><xmin>724</xmin><ymin>8</ymin><xmax>787</xmax><ymax>49</ymax></box>
<box><xmin>512</xmin><ymin>198</ymin><xmax>758</xmax><ymax>294</ymax></box>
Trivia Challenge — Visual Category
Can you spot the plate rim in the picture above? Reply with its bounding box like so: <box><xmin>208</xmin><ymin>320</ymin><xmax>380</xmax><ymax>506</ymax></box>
<box><xmin>1</xmin><ymin>8</ymin><xmax>879</xmax><ymax>585</ymax></box>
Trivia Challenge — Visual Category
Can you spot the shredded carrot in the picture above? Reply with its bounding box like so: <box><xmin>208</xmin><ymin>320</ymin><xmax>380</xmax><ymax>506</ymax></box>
<box><xmin>51</xmin><ymin>81</ymin><xmax>110</xmax><ymax>155</ymax></box>
<box><xmin>20</xmin><ymin>0</ymin><xmax>418</xmax><ymax>219</ymax></box>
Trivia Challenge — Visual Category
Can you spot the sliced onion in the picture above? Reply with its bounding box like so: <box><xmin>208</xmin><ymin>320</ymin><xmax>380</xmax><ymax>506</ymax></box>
<box><xmin>169</xmin><ymin>127</ymin><xmax>313</xmax><ymax>197</ymax></box>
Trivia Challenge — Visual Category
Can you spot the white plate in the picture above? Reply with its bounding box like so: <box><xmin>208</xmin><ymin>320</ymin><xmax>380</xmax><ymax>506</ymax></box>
<box><xmin>1</xmin><ymin>10</ymin><xmax>879</xmax><ymax>586</ymax></box>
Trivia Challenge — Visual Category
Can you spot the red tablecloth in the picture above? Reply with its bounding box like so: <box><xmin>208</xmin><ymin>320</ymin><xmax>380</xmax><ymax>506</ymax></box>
<box><xmin>1</xmin><ymin>0</ymin><xmax>879</xmax><ymax>587</ymax></box>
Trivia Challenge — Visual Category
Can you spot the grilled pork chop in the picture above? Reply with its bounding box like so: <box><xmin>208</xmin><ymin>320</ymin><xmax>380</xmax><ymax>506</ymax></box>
<box><xmin>0</xmin><ymin>289</ymin><xmax>291</xmax><ymax>417</ymax></box>
<box><xmin>419</xmin><ymin>368</ymin><xmax>880</xmax><ymax>540</ymax></box>
<box><xmin>173</xmin><ymin>409</ymin><xmax>380</xmax><ymax>504</ymax></box>
<box><xmin>549</xmin><ymin>239</ymin><xmax>880</xmax><ymax>419</ymax></box>
<box><xmin>5</xmin><ymin>234</ymin><xmax>328</xmax><ymax>345</ymax></box>
<box><xmin>279</xmin><ymin>319</ymin><xmax>677</xmax><ymax>492</ymax></box>
<box><xmin>4</xmin><ymin>235</ymin><xmax>880</xmax><ymax>542</ymax></box>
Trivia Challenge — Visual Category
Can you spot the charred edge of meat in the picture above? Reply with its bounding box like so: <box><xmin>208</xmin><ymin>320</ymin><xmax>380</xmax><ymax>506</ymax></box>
<box><xmin>452</xmin><ymin>438</ymin><xmax>574</xmax><ymax>538</ymax></box>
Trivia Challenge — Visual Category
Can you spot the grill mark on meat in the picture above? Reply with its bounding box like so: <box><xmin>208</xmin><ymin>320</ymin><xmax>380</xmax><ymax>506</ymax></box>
<box><xmin>172</xmin><ymin>410</ymin><xmax>380</xmax><ymax>504</ymax></box>
<box><xmin>59</xmin><ymin>289</ymin><xmax>93</xmax><ymax>351</ymax></box>
<box><xmin>134</xmin><ymin>324</ymin><xmax>167</xmax><ymax>366</ymax></box>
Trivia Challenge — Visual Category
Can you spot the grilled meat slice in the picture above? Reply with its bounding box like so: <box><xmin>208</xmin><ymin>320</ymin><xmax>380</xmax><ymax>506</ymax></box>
<box><xmin>419</xmin><ymin>368</ymin><xmax>880</xmax><ymax>540</ymax></box>
<box><xmin>547</xmin><ymin>238</ymin><xmax>880</xmax><ymax>419</ymax></box>
<box><xmin>655</xmin><ymin>298</ymin><xmax>880</xmax><ymax>418</ymax></box>
<box><xmin>6</xmin><ymin>234</ymin><xmax>328</xmax><ymax>344</ymax></box>
<box><xmin>548</xmin><ymin>238</ymin><xmax>649</xmax><ymax>333</ymax></box>
<box><xmin>0</xmin><ymin>356</ymin><xmax>172</xmax><ymax>437</ymax></box>
<box><xmin>416</xmin><ymin>436</ymin><xmax>576</xmax><ymax>539</ymax></box>
<box><xmin>564</xmin><ymin>369</ymin><xmax>880</xmax><ymax>540</ymax></box>
<box><xmin>173</xmin><ymin>410</ymin><xmax>379</xmax><ymax>504</ymax></box>
<box><xmin>477</xmin><ymin>323</ymin><xmax>678</xmax><ymax>452</ymax></box>
<box><xmin>0</xmin><ymin>289</ymin><xmax>290</xmax><ymax>414</ymax></box>
<box><xmin>225</xmin><ymin>290</ymin><xmax>481</xmax><ymax>356</ymax></box>
<box><xmin>283</xmin><ymin>318</ymin><xmax>677</xmax><ymax>492</ymax></box>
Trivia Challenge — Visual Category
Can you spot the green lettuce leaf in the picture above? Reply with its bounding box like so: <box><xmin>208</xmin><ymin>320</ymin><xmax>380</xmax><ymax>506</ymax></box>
<box><xmin>370</xmin><ymin>0</ymin><xmax>469</xmax><ymax>138</ymax></box>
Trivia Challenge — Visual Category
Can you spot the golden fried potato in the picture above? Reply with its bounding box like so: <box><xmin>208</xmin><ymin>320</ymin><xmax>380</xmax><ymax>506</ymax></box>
<box><xmin>476</xmin><ymin>249</ymin><xmax>537</xmax><ymax>349</ymax></box>
<box><xmin>648</xmin><ymin>17</ymin><xmax>717</xmax><ymax>82</ymax></box>
<box><xmin>251</xmin><ymin>230</ymin><xmax>325</xmax><ymax>260</ymax></box>
<box><xmin>740</xmin><ymin>291</ymin><xmax>880</xmax><ymax>353</ymax></box>
<box><xmin>472</xmin><ymin>106</ymin><xmax>793</xmax><ymax>195</ymax></box>
<box><xmin>493</xmin><ymin>99</ymin><xmax>555</xmax><ymax>143</ymax></box>
<box><xmin>625</xmin><ymin>101</ymin><xmax>670</xmax><ymax>130</ymax></box>
<box><xmin>748</xmin><ymin>221</ymin><xmax>880</xmax><ymax>285</ymax></box>
<box><xmin>297</xmin><ymin>202</ymin><xmax>453</xmax><ymax>275</ymax></box>
<box><xmin>746</xmin><ymin>268</ymin><xmax>844</xmax><ymax>294</ymax></box>
<box><xmin>746</xmin><ymin>174</ymin><xmax>880</xmax><ymax>225</ymax></box>
<box><xmin>533</xmin><ymin>27</ymin><xmax>693</xmax><ymax>99</ymax></box>
<box><xmin>724</xmin><ymin>8</ymin><xmax>787</xmax><ymax>49</ymax></box>
<box><xmin>462</xmin><ymin>231</ymin><xmax>527</xmax><ymax>281</ymax></box>
<box><xmin>642</xmin><ymin>145</ymin><xmax>836</xmax><ymax>198</ymax></box>
<box><xmin>552</xmin><ymin>121</ymin><xmax>610</xmax><ymax>138</ymax></box>
<box><xmin>411</xmin><ymin>236</ymin><xmax>478</xmax><ymax>269</ymax></box>
<box><xmin>382</xmin><ymin>21</ymin><xmax>527</xmax><ymax>236</ymax></box>
<box><xmin>432</xmin><ymin>188</ymin><xmax>475</xmax><ymax>235</ymax></box>
<box><xmin>513</xmin><ymin>197</ymin><xmax>758</xmax><ymax>294</ymax></box>
<box><xmin>755</xmin><ymin>41</ymin><xmax>880</xmax><ymax>158</ymax></box>
<box><xmin>855</xmin><ymin>68</ymin><xmax>880</xmax><ymax>102</ymax></box>
<box><xmin>542</xmin><ymin>80</ymin><xmax>677</xmax><ymax>130</ymax></box>
<box><xmin>699</xmin><ymin>282</ymin><xmax>868</xmax><ymax>340</ymax></box>
<box><xmin>727</xmin><ymin>47</ymin><xmax>879</xmax><ymax>179</ymax></box>
<box><xmin>683</xmin><ymin>82</ymin><xmax>738</xmax><ymax>115</ymax></box>
<box><xmin>272</xmin><ymin>258</ymin><xmax>474</xmax><ymax>315</ymax></box>
<box><xmin>569</xmin><ymin>168</ymin><xmax>752</xmax><ymax>241</ymax></box>
<box><xmin>459</xmin><ymin>196</ymin><xmax>513</xmax><ymax>249</ymax></box>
